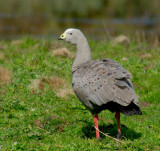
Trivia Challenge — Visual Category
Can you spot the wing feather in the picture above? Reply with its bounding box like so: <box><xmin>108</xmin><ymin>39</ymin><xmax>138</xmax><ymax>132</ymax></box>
<box><xmin>72</xmin><ymin>59</ymin><xmax>139</xmax><ymax>110</ymax></box>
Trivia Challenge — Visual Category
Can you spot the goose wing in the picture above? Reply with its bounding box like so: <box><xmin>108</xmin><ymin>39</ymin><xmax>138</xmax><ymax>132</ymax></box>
<box><xmin>72</xmin><ymin>59</ymin><xmax>139</xmax><ymax>109</ymax></box>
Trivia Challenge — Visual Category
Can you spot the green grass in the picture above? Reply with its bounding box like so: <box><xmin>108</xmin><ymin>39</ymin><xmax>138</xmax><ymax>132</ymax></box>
<box><xmin>0</xmin><ymin>37</ymin><xmax>160</xmax><ymax>150</ymax></box>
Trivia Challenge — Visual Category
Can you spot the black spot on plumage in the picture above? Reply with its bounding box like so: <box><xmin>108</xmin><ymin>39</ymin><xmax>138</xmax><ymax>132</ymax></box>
<box><xmin>108</xmin><ymin>73</ymin><xmax>112</xmax><ymax>76</ymax></box>
<box><xmin>96</xmin><ymin>68</ymin><xmax>101</xmax><ymax>72</ymax></box>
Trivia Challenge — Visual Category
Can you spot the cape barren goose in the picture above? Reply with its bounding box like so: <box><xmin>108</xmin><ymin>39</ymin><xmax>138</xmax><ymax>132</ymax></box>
<box><xmin>59</xmin><ymin>28</ymin><xmax>142</xmax><ymax>139</ymax></box>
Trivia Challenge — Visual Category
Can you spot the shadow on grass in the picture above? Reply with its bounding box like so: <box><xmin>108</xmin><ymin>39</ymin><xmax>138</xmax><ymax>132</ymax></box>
<box><xmin>82</xmin><ymin>121</ymin><xmax>142</xmax><ymax>140</ymax></box>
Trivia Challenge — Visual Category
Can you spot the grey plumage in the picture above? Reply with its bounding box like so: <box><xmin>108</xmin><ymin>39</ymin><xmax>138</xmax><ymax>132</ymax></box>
<box><xmin>59</xmin><ymin>28</ymin><xmax>142</xmax><ymax>116</ymax></box>
<box><xmin>72</xmin><ymin>59</ymin><xmax>141</xmax><ymax>115</ymax></box>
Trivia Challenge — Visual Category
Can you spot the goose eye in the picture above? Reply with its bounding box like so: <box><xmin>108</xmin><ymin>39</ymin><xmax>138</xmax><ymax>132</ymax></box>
<box><xmin>70</xmin><ymin>33</ymin><xmax>72</xmax><ymax>35</ymax></box>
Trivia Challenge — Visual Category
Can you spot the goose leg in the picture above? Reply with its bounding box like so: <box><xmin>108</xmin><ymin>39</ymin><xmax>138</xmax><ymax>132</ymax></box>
<box><xmin>93</xmin><ymin>114</ymin><xmax>100</xmax><ymax>139</ymax></box>
<box><xmin>115</xmin><ymin>112</ymin><xmax>121</xmax><ymax>139</ymax></box>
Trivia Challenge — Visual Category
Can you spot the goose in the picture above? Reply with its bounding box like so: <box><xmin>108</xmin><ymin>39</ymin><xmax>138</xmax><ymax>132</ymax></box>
<box><xmin>58</xmin><ymin>28</ymin><xmax>142</xmax><ymax>139</ymax></box>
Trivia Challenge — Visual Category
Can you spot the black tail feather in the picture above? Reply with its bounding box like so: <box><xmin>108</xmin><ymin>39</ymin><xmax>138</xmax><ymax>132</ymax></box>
<box><xmin>92</xmin><ymin>102</ymin><xmax>142</xmax><ymax>116</ymax></box>
<box><xmin>119</xmin><ymin>102</ymin><xmax>142</xmax><ymax>116</ymax></box>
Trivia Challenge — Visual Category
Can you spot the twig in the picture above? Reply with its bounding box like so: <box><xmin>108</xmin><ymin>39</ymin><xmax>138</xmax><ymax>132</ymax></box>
<box><xmin>54</xmin><ymin>145</ymin><xmax>63</xmax><ymax>148</ymax></box>
<box><xmin>93</xmin><ymin>125</ymin><xmax>125</xmax><ymax>144</ymax></box>
<box><xmin>99</xmin><ymin>117</ymin><xmax>113</xmax><ymax>124</ymax></box>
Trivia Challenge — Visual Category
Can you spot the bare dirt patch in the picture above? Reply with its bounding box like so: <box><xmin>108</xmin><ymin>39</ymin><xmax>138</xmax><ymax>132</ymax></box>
<box><xmin>140</xmin><ymin>53</ymin><xmax>152</xmax><ymax>59</ymax></box>
<box><xmin>28</xmin><ymin>76</ymin><xmax>74</xmax><ymax>98</ymax></box>
<box><xmin>28</xmin><ymin>76</ymin><xmax>66</xmax><ymax>91</ymax></box>
<box><xmin>56</xmin><ymin>88</ymin><xmax>74</xmax><ymax>98</ymax></box>
<box><xmin>0</xmin><ymin>66</ymin><xmax>12</xmax><ymax>85</ymax></box>
<box><xmin>140</xmin><ymin>101</ymin><xmax>150</xmax><ymax>108</ymax></box>
<box><xmin>111</xmin><ymin>35</ymin><xmax>130</xmax><ymax>46</ymax></box>
<box><xmin>11</xmin><ymin>40</ymin><xmax>24</xmax><ymax>45</ymax></box>
<box><xmin>50</xmin><ymin>47</ymin><xmax>75</xmax><ymax>58</ymax></box>
<box><xmin>143</xmin><ymin>63</ymin><xmax>154</xmax><ymax>71</ymax></box>
<box><xmin>34</xmin><ymin>119</ymin><xmax>44</xmax><ymax>128</ymax></box>
<box><xmin>0</xmin><ymin>52</ymin><xmax>5</xmax><ymax>60</ymax></box>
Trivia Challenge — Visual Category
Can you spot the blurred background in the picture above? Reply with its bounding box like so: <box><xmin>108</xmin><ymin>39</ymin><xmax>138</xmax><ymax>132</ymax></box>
<box><xmin>0</xmin><ymin>0</ymin><xmax>160</xmax><ymax>40</ymax></box>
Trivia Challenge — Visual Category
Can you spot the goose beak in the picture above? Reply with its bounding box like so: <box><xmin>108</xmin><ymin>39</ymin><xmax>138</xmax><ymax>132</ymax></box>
<box><xmin>58</xmin><ymin>33</ymin><xmax>66</xmax><ymax>40</ymax></box>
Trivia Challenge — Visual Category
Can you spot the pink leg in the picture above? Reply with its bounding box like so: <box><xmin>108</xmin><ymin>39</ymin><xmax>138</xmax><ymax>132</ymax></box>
<box><xmin>115</xmin><ymin>112</ymin><xmax>121</xmax><ymax>138</ymax></box>
<box><xmin>93</xmin><ymin>114</ymin><xmax>100</xmax><ymax>139</ymax></box>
